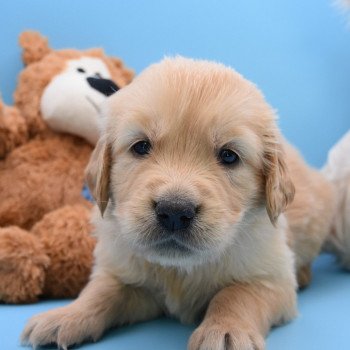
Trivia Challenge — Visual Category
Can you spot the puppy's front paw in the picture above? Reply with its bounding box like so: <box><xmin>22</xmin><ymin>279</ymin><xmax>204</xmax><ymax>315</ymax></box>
<box><xmin>188</xmin><ymin>321</ymin><xmax>265</xmax><ymax>350</ymax></box>
<box><xmin>21</xmin><ymin>305</ymin><xmax>105</xmax><ymax>349</ymax></box>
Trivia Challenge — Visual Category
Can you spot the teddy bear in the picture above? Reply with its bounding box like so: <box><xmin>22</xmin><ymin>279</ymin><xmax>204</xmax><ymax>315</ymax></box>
<box><xmin>0</xmin><ymin>98</ymin><xmax>28</xmax><ymax>158</ymax></box>
<box><xmin>0</xmin><ymin>31</ymin><xmax>133</xmax><ymax>303</ymax></box>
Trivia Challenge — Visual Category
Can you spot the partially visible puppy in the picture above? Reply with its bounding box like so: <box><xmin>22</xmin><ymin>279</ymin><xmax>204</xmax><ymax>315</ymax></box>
<box><xmin>22</xmin><ymin>57</ymin><xmax>334</xmax><ymax>350</ymax></box>
<box><xmin>338</xmin><ymin>0</ymin><xmax>350</xmax><ymax>10</ymax></box>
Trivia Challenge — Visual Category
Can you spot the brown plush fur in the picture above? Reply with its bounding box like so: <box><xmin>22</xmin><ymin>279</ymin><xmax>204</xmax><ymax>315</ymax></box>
<box><xmin>0</xmin><ymin>31</ymin><xmax>133</xmax><ymax>303</ymax></box>
<box><xmin>0</xmin><ymin>227</ymin><xmax>49</xmax><ymax>303</ymax></box>
<box><xmin>32</xmin><ymin>205</ymin><xmax>96</xmax><ymax>298</ymax></box>
<box><xmin>0</xmin><ymin>99</ymin><xmax>28</xmax><ymax>158</ymax></box>
<box><xmin>0</xmin><ymin>133</ymin><xmax>91</xmax><ymax>229</ymax></box>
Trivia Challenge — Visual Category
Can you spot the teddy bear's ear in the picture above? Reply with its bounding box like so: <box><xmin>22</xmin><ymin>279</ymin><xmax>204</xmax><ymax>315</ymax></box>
<box><xmin>19</xmin><ymin>31</ymin><xmax>51</xmax><ymax>65</ymax></box>
<box><xmin>85</xmin><ymin>48</ymin><xmax>105</xmax><ymax>57</ymax></box>
<box><xmin>109</xmin><ymin>57</ymin><xmax>134</xmax><ymax>84</ymax></box>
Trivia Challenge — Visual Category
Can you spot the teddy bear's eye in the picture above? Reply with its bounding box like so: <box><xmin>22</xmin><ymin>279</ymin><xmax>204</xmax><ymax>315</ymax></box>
<box><xmin>77</xmin><ymin>68</ymin><xmax>86</xmax><ymax>73</ymax></box>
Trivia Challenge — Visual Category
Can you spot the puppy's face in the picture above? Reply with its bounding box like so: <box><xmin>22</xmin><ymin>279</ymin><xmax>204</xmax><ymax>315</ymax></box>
<box><xmin>86</xmin><ymin>58</ymin><xmax>294</xmax><ymax>267</ymax></box>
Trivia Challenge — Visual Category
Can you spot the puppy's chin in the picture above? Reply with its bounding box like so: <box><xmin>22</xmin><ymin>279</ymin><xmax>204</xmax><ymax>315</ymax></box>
<box><xmin>141</xmin><ymin>240</ymin><xmax>198</xmax><ymax>268</ymax></box>
<box><xmin>141</xmin><ymin>245</ymin><xmax>212</xmax><ymax>269</ymax></box>
<box><xmin>133</xmin><ymin>226</ymin><xmax>227</xmax><ymax>269</ymax></box>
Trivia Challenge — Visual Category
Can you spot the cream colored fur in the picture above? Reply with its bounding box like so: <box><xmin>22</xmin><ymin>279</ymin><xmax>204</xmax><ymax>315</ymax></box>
<box><xmin>322</xmin><ymin>131</ymin><xmax>350</xmax><ymax>269</ymax></box>
<box><xmin>22</xmin><ymin>57</ymin><xmax>334</xmax><ymax>350</ymax></box>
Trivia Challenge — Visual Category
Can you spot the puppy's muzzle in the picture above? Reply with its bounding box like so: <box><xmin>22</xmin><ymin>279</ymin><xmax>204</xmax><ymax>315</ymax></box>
<box><xmin>155</xmin><ymin>198</ymin><xmax>197</xmax><ymax>231</ymax></box>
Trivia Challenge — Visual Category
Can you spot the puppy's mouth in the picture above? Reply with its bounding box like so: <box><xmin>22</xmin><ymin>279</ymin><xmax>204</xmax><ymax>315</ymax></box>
<box><xmin>147</xmin><ymin>235</ymin><xmax>194</xmax><ymax>254</ymax></box>
<box><xmin>135</xmin><ymin>223</ymin><xmax>205</xmax><ymax>256</ymax></box>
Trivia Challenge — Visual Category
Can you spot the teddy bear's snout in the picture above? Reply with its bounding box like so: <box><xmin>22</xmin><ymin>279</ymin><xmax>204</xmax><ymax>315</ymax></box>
<box><xmin>87</xmin><ymin>77</ymin><xmax>119</xmax><ymax>97</ymax></box>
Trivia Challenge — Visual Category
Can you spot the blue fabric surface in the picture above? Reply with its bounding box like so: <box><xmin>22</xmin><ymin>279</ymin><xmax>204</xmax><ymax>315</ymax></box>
<box><xmin>0</xmin><ymin>0</ymin><xmax>350</xmax><ymax>167</ymax></box>
<box><xmin>1</xmin><ymin>255</ymin><xmax>349</xmax><ymax>350</ymax></box>
<box><xmin>1</xmin><ymin>1</ymin><xmax>350</xmax><ymax>349</ymax></box>
<box><xmin>81</xmin><ymin>184</ymin><xmax>94</xmax><ymax>202</ymax></box>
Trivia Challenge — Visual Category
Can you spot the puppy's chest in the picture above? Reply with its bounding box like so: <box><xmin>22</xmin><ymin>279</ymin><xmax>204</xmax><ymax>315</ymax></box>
<box><xmin>145</xmin><ymin>269</ymin><xmax>220</xmax><ymax>324</ymax></box>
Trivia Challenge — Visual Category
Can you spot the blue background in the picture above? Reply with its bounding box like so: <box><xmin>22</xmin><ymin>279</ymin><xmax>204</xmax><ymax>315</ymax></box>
<box><xmin>1</xmin><ymin>0</ymin><xmax>350</xmax><ymax>349</ymax></box>
<box><xmin>1</xmin><ymin>0</ymin><xmax>350</xmax><ymax>167</ymax></box>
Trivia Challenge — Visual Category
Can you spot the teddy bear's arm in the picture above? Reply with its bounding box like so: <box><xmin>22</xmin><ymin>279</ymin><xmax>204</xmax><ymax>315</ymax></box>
<box><xmin>0</xmin><ymin>99</ymin><xmax>29</xmax><ymax>158</ymax></box>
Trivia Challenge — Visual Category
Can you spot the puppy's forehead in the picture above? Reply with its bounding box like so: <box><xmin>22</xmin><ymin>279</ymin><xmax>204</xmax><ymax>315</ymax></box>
<box><xmin>107</xmin><ymin>57</ymin><xmax>275</xmax><ymax>145</ymax></box>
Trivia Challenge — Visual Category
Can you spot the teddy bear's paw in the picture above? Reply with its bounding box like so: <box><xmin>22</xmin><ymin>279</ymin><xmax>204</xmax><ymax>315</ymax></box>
<box><xmin>21</xmin><ymin>305</ymin><xmax>106</xmax><ymax>349</ymax></box>
<box><xmin>188</xmin><ymin>321</ymin><xmax>265</xmax><ymax>350</ymax></box>
<box><xmin>0</xmin><ymin>227</ymin><xmax>49</xmax><ymax>303</ymax></box>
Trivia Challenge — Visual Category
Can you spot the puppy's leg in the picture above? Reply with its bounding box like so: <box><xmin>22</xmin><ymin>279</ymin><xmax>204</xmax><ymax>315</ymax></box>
<box><xmin>297</xmin><ymin>264</ymin><xmax>312</xmax><ymax>289</ymax></box>
<box><xmin>188</xmin><ymin>281</ymin><xmax>297</xmax><ymax>350</ymax></box>
<box><xmin>21</xmin><ymin>273</ymin><xmax>162</xmax><ymax>349</ymax></box>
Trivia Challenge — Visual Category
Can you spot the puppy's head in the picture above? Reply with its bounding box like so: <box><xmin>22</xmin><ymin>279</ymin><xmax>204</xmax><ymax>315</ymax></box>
<box><xmin>86</xmin><ymin>57</ymin><xmax>294</xmax><ymax>267</ymax></box>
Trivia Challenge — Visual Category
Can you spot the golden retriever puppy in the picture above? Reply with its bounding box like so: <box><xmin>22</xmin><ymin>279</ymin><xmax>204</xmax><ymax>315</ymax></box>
<box><xmin>22</xmin><ymin>57</ymin><xmax>334</xmax><ymax>350</ymax></box>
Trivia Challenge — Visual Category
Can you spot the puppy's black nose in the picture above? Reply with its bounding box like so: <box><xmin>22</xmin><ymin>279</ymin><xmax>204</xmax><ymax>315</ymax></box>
<box><xmin>155</xmin><ymin>199</ymin><xmax>196</xmax><ymax>231</ymax></box>
<box><xmin>87</xmin><ymin>77</ymin><xmax>119</xmax><ymax>97</ymax></box>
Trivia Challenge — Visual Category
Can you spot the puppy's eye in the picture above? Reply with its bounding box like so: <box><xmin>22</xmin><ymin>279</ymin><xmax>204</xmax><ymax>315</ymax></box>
<box><xmin>218</xmin><ymin>149</ymin><xmax>239</xmax><ymax>165</ymax></box>
<box><xmin>132</xmin><ymin>141</ymin><xmax>151</xmax><ymax>156</ymax></box>
<box><xmin>77</xmin><ymin>67</ymin><xmax>86</xmax><ymax>73</ymax></box>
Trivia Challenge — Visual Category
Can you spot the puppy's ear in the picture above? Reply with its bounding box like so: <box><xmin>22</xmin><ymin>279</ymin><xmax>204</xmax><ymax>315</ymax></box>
<box><xmin>264</xmin><ymin>134</ymin><xmax>295</xmax><ymax>225</ymax></box>
<box><xmin>85</xmin><ymin>137</ymin><xmax>112</xmax><ymax>216</ymax></box>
